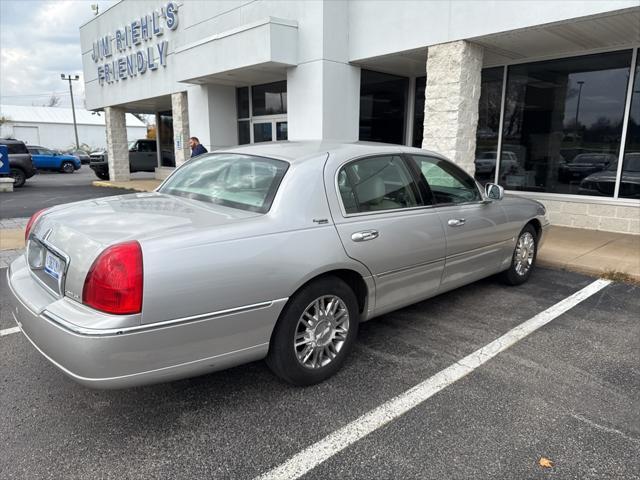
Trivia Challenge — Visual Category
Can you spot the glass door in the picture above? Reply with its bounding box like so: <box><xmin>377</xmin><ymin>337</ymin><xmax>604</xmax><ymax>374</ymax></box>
<box><xmin>251</xmin><ymin>116</ymin><xmax>288</xmax><ymax>143</ymax></box>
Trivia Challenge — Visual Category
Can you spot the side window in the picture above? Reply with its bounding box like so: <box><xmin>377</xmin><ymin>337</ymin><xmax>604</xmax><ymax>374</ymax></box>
<box><xmin>138</xmin><ymin>141</ymin><xmax>155</xmax><ymax>152</ymax></box>
<box><xmin>338</xmin><ymin>155</ymin><xmax>422</xmax><ymax>214</ymax></box>
<box><xmin>410</xmin><ymin>155</ymin><xmax>481</xmax><ymax>205</ymax></box>
<box><xmin>8</xmin><ymin>143</ymin><xmax>28</xmax><ymax>154</ymax></box>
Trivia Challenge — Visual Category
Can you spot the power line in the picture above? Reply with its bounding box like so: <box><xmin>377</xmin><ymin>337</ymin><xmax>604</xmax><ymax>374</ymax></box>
<box><xmin>0</xmin><ymin>91</ymin><xmax>75</xmax><ymax>98</ymax></box>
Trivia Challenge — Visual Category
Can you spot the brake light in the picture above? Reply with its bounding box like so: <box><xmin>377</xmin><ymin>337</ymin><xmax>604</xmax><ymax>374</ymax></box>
<box><xmin>25</xmin><ymin>209</ymin><xmax>47</xmax><ymax>242</ymax></box>
<box><xmin>82</xmin><ymin>241</ymin><xmax>143</xmax><ymax>315</ymax></box>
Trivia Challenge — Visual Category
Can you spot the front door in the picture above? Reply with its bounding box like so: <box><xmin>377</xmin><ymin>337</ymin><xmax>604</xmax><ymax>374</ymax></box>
<box><xmin>407</xmin><ymin>154</ymin><xmax>512</xmax><ymax>291</ymax></box>
<box><xmin>251</xmin><ymin>117</ymin><xmax>288</xmax><ymax>143</ymax></box>
<box><xmin>327</xmin><ymin>154</ymin><xmax>446</xmax><ymax>316</ymax></box>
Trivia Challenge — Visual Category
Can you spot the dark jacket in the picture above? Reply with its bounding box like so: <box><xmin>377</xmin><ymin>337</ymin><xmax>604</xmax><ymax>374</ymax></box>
<box><xmin>191</xmin><ymin>144</ymin><xmax>208</xmax><ymax>157</ymax></box>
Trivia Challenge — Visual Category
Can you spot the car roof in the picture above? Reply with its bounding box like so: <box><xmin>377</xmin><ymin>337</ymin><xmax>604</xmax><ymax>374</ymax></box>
<box><xmin>0</xmin><ymin>138</ymin><xmax>25</xmax><ymax>144</ymax></box>
<box><xmin>212</xmin><ymin>141</ymin><xmax>446</xmax><ymax>164</ymax></box>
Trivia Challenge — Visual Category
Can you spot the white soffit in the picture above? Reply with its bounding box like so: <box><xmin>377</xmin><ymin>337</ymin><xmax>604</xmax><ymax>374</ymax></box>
<box><xmin>477</xmin><ymin>8</ymin><xmax>640</xmax><ymax>66</ymax></box>
<box><xmin>174</xmin><ymin>17</ymin><xmax>298</xmax><ymax>84</ymax></box>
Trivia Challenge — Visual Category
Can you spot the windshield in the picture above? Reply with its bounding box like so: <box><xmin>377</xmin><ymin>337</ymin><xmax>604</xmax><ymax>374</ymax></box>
<box><xmin>128</xmin><ymin>140</ymin><xmax>138</xmax><ymax>150</ymax></box>
<box><xmin>158</xmin><ymin>153</ymin><xmax>289</xmax><ymax>213</ymax></box>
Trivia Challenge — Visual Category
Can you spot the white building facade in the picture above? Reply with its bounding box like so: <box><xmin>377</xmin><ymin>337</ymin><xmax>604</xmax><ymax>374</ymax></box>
<box><xmin>0</xmin><ymin>105</ymin><xmax>147</xmax><ymax>151</ymax></box>
<box><xmin>80</xmin><ymin>0</ymin><xmax>640</xmax><ymax>233</ymax></box>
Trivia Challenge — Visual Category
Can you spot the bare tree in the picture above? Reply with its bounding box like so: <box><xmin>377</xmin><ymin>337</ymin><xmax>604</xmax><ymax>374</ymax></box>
<box><xmin>46</xmin><ymin>93</ymin><xmax>61</xmax><ymax>107</ymax></box>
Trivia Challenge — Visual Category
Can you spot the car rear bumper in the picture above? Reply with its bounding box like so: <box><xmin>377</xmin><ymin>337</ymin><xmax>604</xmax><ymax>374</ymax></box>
<box><xmin>7</xmin><ymin>255</ymin><xmax>286</xmax><ymax>389</ymax></box>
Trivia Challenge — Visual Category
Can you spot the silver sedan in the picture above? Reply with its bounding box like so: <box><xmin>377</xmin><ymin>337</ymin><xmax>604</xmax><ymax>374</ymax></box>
<box><xmin>7</xmin><ymin>142</ymin><xmax>549</xmax><ymax>388</ymax></box>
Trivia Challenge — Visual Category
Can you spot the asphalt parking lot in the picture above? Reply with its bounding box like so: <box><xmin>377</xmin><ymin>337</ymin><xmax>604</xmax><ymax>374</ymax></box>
<box><xmin>0</xmin><ymin>169</ymin><xmax>154</xmax><ymax>219</ymax></box>
<box><xmin>1</xmin><ymin>266</ymin><xmax>638</xmax><ymax>479</ymax></box>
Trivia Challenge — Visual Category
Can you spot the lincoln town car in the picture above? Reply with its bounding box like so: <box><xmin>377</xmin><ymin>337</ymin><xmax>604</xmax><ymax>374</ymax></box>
<box><xmin>7</xmin><ymin>142</ymin><xmax>549</xmax><ymax>388</ymax></box>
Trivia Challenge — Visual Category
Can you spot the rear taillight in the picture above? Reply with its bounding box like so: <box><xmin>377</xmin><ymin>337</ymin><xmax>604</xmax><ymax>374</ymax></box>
<box><xmin>82</xmin><ymin>241</ymin><xmax>143</xmax><ymax>315</ymax></box>
<box><xmin>25</xmin><ymin>209</ymin><xmax>47</xmax><ymax>242</ymax></box>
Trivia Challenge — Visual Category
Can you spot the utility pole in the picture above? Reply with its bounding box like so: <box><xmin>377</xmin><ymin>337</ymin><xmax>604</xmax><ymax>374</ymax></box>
<box><xmin>61</xmin><ymin>74</ymin><xmax>80</xmax><ymax>149</ymax></box>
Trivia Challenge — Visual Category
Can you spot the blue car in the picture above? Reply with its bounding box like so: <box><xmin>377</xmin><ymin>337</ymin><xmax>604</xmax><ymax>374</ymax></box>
<box><xmin>27</xmin><ymin>146</ymin><xmax>81</xmax><ymax>173</ymax></box>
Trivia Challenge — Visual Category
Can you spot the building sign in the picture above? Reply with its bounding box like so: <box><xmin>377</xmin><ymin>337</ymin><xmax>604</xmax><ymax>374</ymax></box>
<box><xmin>91</xmin><ymin>1</ymin><xmax>179</xmax><ymax>86</ymax></box>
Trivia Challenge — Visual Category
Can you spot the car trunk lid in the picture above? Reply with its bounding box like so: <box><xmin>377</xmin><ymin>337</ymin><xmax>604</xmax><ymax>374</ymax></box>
<box><xmin>28</xmin><ymin>192</ymin><xmax>261</xmax><ymax>302</ymax></box>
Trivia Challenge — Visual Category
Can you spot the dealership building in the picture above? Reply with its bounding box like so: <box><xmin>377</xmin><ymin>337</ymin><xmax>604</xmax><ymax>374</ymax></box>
<box><xmin>80</xmin><ymin>0</ymin><xmax>640</xmax><ymax>234</ymax></box>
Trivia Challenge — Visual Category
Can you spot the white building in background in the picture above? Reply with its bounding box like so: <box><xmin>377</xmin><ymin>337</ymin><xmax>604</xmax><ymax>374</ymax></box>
<box><xmin>80</xmin><ymin>0</ymin><xmax>640</xmax><ymax>233</ymax></box>
<box><xmin>0</xmin><ymin>104</ymin><xmax>147</xmax><ymax>150</ymax></box>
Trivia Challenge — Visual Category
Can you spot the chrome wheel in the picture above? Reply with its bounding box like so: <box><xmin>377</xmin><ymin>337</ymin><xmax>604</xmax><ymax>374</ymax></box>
<box><xmin>294</xmin><ymin>295</ymin><xmax>349</xmax><ymax>369</ymax></box>
<box><xmin>62</xmin><ymin>162</ymin><xmax>75</xmax><ymax>173</ymax></box>
<box><xmin>514</xmin><ymin>231</ymin><xmax>535</xmax><ymax>276</ymax></box>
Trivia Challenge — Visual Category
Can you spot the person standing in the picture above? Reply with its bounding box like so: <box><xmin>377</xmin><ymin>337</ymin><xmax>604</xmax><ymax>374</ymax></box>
<box><xmin>189</xmin><ymin>137</ymin><xmax>208</xmax><ymax>157</ymax></box>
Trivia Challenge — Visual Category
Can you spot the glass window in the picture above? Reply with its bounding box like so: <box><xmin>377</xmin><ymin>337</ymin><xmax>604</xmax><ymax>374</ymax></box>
<box><xmin>410</xmin><ymin>155</ymin><xmax>481</xmax><ymax>205</ymax></box>
<box><xmin>359</xmin><ymin>70</ymin><xmax>408</xmax><ymax>145</ymax></box>
<box><xmin>500</xmin><ymin>50</ymin><xmax>632</xmax><ymax>196</ymax></box>
<box><xmin>236</xmin><ymin>87</ymin><xmax>250</xmax><ymax>119</ymax></box>
<box><xmin>251</xmin><ymin>81</ymin><xmax>287</xmax><ymax>116</ymax></box>
<box><xmin>253</xmin><ymin>123</ymin><xmax>272</xmax><ymax>143</ymax></box>
<box><xmin>137</xmin><ymin>141</ymin><xmax>155</xmax><ymax>152</ymax></box>
<box><xmin>158</xmin><ymin>111</ymin><xmax>174</xmax><ymax>167</ymax></box>
<box><xmin>276</xmin><ymin>121</ymin><xmax>288</xmax><ymax>141</ymax></box>
<box><xmin>158</xmin><ymin>154</ymin><xmax>288</xmax><ymax>213</ymax></box>
<box><xmin>474</xmin><ymin>67</ymin><xmax>504</xmax><ymax>185</ymax></box>
<box><xmin>238</xmin><ymin>121</ymin><xmax>250</xmax><ymax>145</ymax></box>
<box><xmin>338</xmin><ymin>155</ymin><xmax>422</xmax><ymax>214</ymax></box>
<box><xmin>5</xmin><ymin>142</ymin><xmax>28</xmax><ymax>154</ymax></box>
<box><xmin>412</xmin><ymin>76</ymin><xmax>426</xmax><ymax>148</ymax></box>
<box><xmin>618</xmin><ymin>59</ymin><xmax>640</xmax><ymax>199</ymax></box>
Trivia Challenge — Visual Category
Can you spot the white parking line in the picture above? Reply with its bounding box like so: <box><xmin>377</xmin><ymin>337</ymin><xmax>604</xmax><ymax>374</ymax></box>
<box><xmin>256</xmin><ymin>278</ymin><xmax>611</xmax><ymax>480</ymax></box>
<box><xmin>0</xmin><ymin>326</ymin><xmax>21</xmax><ymax>337</ymax></box>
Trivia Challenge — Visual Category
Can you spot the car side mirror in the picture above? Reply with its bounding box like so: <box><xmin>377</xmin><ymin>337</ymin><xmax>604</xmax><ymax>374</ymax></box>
<box><xmin>485</xmin><ymin>183</ymin><xmax>504</xmax><ymax>200</ymax></box>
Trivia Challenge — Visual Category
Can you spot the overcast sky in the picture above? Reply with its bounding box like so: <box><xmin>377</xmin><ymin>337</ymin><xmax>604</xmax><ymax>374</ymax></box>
<box><xmin>1</xmin><ymin>0</ymin><xmax>116</xmax><ymax>109</ymax></box>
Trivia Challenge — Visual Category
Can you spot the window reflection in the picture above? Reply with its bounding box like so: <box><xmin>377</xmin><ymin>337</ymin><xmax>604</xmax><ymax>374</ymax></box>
<box><xmin>412</xmin><ymin>76</ymin><xmax>426</xmax><ymax>147</ymax></box>
<box><xmin>359</xmin><ymin>70</ymin><xmax>408</xmax><ymax>145</ymax></box>
<box><xmin>474</xmin><ymin>67</ymin><xmax>504</xmax><ymax>185</ymax></box>
<box><xmin>500</xmin><ymin>50</ymin><xmax>632</xmax><ymax>196</ymax></box>
<box><xmin>251</xmin><ymin>81</ymin><xmax>287</xmax><ymax>116</ymax></box>
<box><xmin>617</xmin><ymin>61</ymin><xmax>640</xmax><ymax>199</ymax></box>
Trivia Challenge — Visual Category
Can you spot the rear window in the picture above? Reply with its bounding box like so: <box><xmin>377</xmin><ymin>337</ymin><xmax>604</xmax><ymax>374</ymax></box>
<box><xmin>158</xmin><ymin>153</ymin><xmax>288</xmax><ymax>213</ymax></box>
<box><xmin>3</xmin><ymin>142</ymin><xmax>28</xmax><ymax>154</ymax></box>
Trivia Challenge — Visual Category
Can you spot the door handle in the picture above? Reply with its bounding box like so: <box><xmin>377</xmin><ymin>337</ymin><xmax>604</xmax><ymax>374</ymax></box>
<box><xmin>447</xmin><ymin>218</ymin><xmax>466</xmax><ymax>227</ymax></box>
<box><xmin>351</xmin><ymin>230</ymin><xmax>379</xmax><ymax>242</ymax></box>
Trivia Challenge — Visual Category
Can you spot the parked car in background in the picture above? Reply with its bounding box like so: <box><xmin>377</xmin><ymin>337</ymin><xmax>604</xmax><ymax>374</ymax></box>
<box><xmin>89</xmin><ymin>139</ymin><xmax>175</xmax><ymax>180</ymax></box>
<box><xmin>474</xmin><ymin>150</ymin><xmax>519</xmax><ymax>177</ymax></box>
<box><xmin>579</xmin><ymin>153</ymin><xmax>640</xmax><ymax>198</ymax></box>
<box><xmin>27</xmin><ymin>146</ymin><xmax>81</xmax><ymax>173</ymax></box>
<box><xmin>66</xmin><ymin>149</ymin><xmax>91</xmax><ymax>164</ymax></box>
<box><xmin>7</xmin><ymin>142</ymin><xmax>548</xmax><ymax>389</ymax></box>
<box><xmin>558</xmin><ymin>152</ymin><xmax>617</xmax><ymax>182</ymax></box>
<box><xmin>0</xmin><ymin>138</ymin><xmax>37</xmax><ymax>187</ymax></box>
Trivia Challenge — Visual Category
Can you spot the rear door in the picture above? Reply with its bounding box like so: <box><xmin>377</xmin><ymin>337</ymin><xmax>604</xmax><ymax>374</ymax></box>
<box><xmin>29</xmin><ymin>148</ymin><xmax>50</xmax><ymax>169</ymax></box>
<box><xmin>326</xmin><ymin>153</ymin><xmax>446</xmax><ymax>316</ymax></box>
<box><xmin>407</xmin><ymin>154</ymin><xmax>512</xmax><ymax>291</ymax></box>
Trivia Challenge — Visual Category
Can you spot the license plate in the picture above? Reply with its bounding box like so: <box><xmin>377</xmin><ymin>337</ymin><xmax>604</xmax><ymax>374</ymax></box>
<box><xmin>44</xmin><ymin>251</ymin><xmax>62</xmax><ymax>280</ymax></box>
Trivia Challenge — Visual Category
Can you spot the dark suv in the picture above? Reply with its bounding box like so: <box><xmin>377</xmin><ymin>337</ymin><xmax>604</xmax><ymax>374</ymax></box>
<box><xmin>0</xmin><ymin>138</ymin><xmax>37</xmax><ymax>187</ymax></box>
<box><xmin>89</xmin><ymin>139</ymin><xmax>175</xmax><ymax>180</ymax></box>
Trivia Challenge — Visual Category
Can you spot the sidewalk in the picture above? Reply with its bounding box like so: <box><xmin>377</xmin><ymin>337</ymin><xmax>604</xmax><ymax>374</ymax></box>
<box><xmin>537</xmin><ymin>226</ymin><xmax>640</xmax><ymax>282</ymax></box>
<box><xmin>0</xmin><ymin>217</ymin><xmax>638</xmax><ymax>280</ymax></box>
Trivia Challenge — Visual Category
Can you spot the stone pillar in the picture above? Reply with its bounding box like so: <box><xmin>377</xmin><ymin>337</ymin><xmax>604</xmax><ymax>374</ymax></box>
<box><xmin>423</xmin><ymin>40</ymin><xmax>484</xmax><ymax>175</ymax></box>
<box><xmin>171</xmin><ymin>91</ymin><xmax>190</xmax><ymax>167</ymax></box>
<box><xmin>105</xmin><ymin>106</ymin><xmax>130</xmax><ymax>181</ymax></box>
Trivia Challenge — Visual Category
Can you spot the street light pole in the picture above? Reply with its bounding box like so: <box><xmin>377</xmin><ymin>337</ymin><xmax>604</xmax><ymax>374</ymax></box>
<box><xmin>61</xmin><ymin>74</ymin><xmax>80</xmax><ymax>149</ymax></box>
<box><xmin>574</xmin><ymin>80</ymin><xmax>585</xmax><ymax>142</ymax></box>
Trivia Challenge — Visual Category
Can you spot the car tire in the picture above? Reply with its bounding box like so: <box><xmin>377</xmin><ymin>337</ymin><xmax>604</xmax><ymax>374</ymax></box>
<box><xmin>94</xmin><ymin>170</ymin><xmax>110</xmax><ymax>180</ymax></box>
<box><xmin>266</xmin><ymin>276</ymin><xmax>359</xmax><ymax>386</ymax></box>
<box><xmin>61</xmin><ymin>161</ymin><xmax>75</xmax><ymax>174</ymax></box>
<box><xmin>501</xmin><ymin>223</ymin><xmax>538</xmax><ymax>286</ymax></box>
<box><xmin>9</xmin><ymin>168</ymin><xmax>26</xmax><ymax>188</ymax></box>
